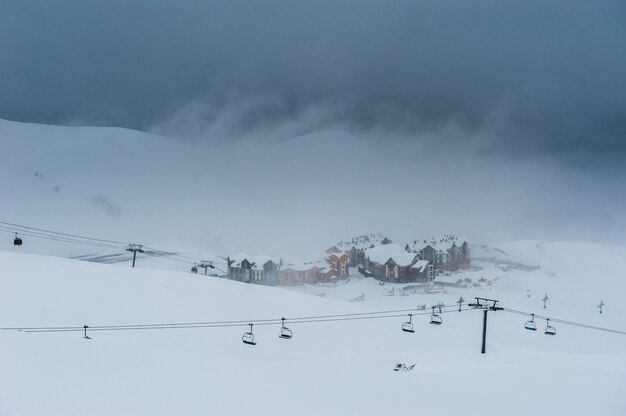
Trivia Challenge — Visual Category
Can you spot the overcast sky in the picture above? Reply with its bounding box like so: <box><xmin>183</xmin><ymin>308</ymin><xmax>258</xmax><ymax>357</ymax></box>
<box><xmin>2</xmin><ymin>1</ymin><xmax>626</xmax><ymax>250</ymax></box>
<box><xmin>1</xmin><ymin>0</ymin><xmax>625</xmax><ymax>156</ymax></box>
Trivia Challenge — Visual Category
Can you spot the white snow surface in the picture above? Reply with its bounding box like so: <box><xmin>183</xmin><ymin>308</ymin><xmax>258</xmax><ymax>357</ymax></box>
<box><xmin>2</xmin><ymin>240</ymin><xmax>626</xmax><ymax>415</ymax></box>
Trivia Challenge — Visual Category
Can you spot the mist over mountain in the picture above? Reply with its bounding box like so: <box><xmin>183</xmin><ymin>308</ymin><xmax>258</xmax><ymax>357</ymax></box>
<box><xmin>2</xmin><ymin>120</ymin><xmax>625</xmax><ymax>261</ymax></box>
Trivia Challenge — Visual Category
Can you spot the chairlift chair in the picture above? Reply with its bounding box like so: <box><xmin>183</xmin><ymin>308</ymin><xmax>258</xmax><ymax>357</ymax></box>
<box><xmin>83</xmin><ymin>325</ymin><xmax>92</xmax><ymax>340</ymax></box>
<box><xmin>429</xmin><ymin>306</ymin><xmax>443</xmax><ymax>325</ymax></box>
<box><xmin>401</xmin><ymin>314</ymin><xmax>415</xmax><ymax>333</ymax></box>
<box><xmin>279</xmin><ymin>318</ymin><xmax>293</xmax><ymax>339</ymax></box>
<box><xmin>524</xmin><ymin>313</ymin><xmax>537</xmax><ymax>331</ymax></box>
<box><xmin>544</xmin><ymin>319</ymin><xmax>556</xmax><ymax>336</ymax></box>
<box><xmin>13</xmin><ymin>233</ymin><xmax>22</xmax><ymax>246</ymax></box>
<box><xmin>242</xmin><ymin>323</ymin><xmax>256</xmax><ymax>345</ymax></box>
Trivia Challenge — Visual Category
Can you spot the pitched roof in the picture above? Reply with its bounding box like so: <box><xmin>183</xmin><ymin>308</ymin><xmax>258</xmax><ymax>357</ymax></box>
<box><xmin>406</xmin><ymin>236</ymin><xmax>469</xmax><ymax>253</ymax></box>
<box><xmin>334</xmin><ymin>234</ymin><xmax>392</xmax><ymax>251</ymax></box>
<box><xmin>282</xmin><ymin>258</ymin><xmax>327</xmax><ymax>271</ymax></box>
<box><xmin>411</xmin><ymin>260</ymin><xmax>430</xmax><ymax>272</ymax></box>
<box><xmin>365</xmin><ymin>243</ymin><xmax>419</xmax><ymax>267</ymax></box>
<box><xmin>229</xmin><ymin>253</ymin><xmax>280</xmax><ymax>268</ymax></box>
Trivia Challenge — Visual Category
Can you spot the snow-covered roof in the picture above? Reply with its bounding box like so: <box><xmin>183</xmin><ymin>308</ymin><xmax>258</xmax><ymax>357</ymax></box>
<box><xmin>282</xmin><ymin>258</ymin><xmax>327</xmax><ymax>271</ymax></box>
<box><xmin>326</xmin><ymin>245</ymin><xmax>343</xmax><ymax>254</ymax></box>
<box><xmin>406</xmin><ymin>236</ymin><xmax>469</xmax><ymax>253</ymax></box>
<box><xmin>334</xmin><ymin>233</ymin><xmax>391</xmax><ymax>251</ymax></box>
<box><xmin>411</xmin><ymin>260</ymin><xmax>430</xmax><ymax>272</ymax></box>
<box><xmin>365</xmin><ymin>243</ymin><xmax>419</xmax><ymax>267</ymax></box>
<box><xmin>229</xmin><ymin>253</ymin><xmax>280</xmax><ymax>268</ymax></box>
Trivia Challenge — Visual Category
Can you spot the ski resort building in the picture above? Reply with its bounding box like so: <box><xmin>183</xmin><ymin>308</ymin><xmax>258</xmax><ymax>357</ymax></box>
<box><xmin>227</xmin><ymin>254</ymin><xmax>281</xmax><ymax>285</ymax></box>
<box><xmin>327</xmin><ymin>252</ymin><xmax>349</xmax><ymax>277</ymax></box>
<box><xmin>329</xmin><ymin>234</ymin><xmax>393</xmax><ymax>267</ymax></box>
<box><xmin>363</xmin><ymin>243</ymin><xmax>433</xmax><ymax>283</ymax></box>
<box><xmin>278</xmin><ymin>265</ymin><xmax>321</xmax><ymax>286</ymax></box>
<box><xmin>277</xmin><ymin>257</ymin><xmax>330</xmax><ymax>286</ymax></box>
<box><xmin>405</xmin><ymin>236</ymin><xmax>470</xmax><ymax>271</ymax></box>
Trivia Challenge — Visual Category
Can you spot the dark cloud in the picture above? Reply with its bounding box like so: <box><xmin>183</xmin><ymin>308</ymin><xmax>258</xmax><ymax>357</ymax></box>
<box><xmin>1</xmin><ymin>0</ymin><xmax>625</xmax><ymax>154</ymax></box>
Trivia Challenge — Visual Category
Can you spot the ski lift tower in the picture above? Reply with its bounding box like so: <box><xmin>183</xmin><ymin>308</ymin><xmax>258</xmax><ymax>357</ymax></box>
<box><xmin>126</xmin><ymin>244</ymin><xmax>144</xmax><ymax>268</ymax></box>
<box><xmin>198</xmin><ymin>260</ymin><xmax>215</xmax><ymax>276</ymax></box>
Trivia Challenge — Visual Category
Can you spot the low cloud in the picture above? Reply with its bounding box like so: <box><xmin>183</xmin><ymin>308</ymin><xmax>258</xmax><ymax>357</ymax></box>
<box><xmin>0</xmin><ymin>1</ymin><xmax>623</xmax><ymax>157</ymax></box>
<box><xmin>91</xmin><ymin>195</ymin><xmax>123</xmax><ymax>218</ymax></box>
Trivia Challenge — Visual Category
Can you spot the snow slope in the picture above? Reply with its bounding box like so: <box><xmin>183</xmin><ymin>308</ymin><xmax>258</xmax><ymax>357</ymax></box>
<box><xmin>1</xmin><ymin>248</ymin><xmax>625</xmax><ymax>415</ymax></box>
<box><xmin>6</xmin><ymin>118</ymin><xmax>623</xmax><ymax>267</ymax></box>
<box><xmin>0</xmin><ymin>120</ymin><xmax>400</xmax><ymax>261</ymax></box>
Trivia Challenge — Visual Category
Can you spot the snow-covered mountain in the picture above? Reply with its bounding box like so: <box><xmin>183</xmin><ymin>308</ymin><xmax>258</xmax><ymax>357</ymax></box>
<box><xmin>5</xmin><ymin>118</ymin><xmax>624</xmax><ymax>267</ymax></box>
<box><xmin>1</xmin><ymin>120</ymin><xmax>373</xmax><ymax>261</ymax></box>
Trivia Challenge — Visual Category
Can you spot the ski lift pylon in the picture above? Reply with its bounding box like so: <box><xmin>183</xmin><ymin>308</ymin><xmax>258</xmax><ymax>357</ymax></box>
<box><xmin>242</xmin><ymin>323</ymin><xmax>256</xmax><ymax>345</ymax></box>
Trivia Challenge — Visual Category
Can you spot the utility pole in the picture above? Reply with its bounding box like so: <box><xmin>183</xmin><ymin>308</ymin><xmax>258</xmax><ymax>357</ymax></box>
<box><xmin>126</xmin><ymin>244</ymin><xmax>144</xmax><ymax>268</ymax></box>
<box><xmin>543</xmin><ymin>294</ymin><xmax>549</xmax><ymax>309</ymax></box>
<box><xmin>198</xmin><ymin>260</ymin><xmax>215</xmax><ymax>276</ymax></box>
<box><xmin>468</xmin><ymin>297</ymin><xmax>503</xmax><ymax>354</ymax></box>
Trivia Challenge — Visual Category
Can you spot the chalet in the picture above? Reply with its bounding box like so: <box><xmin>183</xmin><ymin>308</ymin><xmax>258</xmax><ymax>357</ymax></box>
<box><xmin>405</xmin><ymin>236</ymin><xmax>470</xmax><ymax>271</ymax></box>
<box><xmin>227</xmin><ymin>254</ymin><xmax>281</xmax><ymax>285</ymax></box>
<box><xmin>278</xmin><ymin>266</ymin><xmax>321</xmax><ymax>286</ymax></box>
<box><xmin>364</xmin><ymin>243</ymin><xmax>432</xmax><ymax>283</ymax></box>
<box><xmin>319</xmin><ymin>267</ymin><xmax>338</xmax><ymax>282</ymax></box>
<box><xmin>331</xmin><ymin>234</ymin><xmax>393</xmax><ymax>267</ymax></box>
<box><xmin>327</xmin><ymin>252</ymin><xmax>349</xmax><ymax>277</ymax></box>
<box><xmin>325</xmin><ymin>245</ymin><xmax>344</xmax><ymax>255</ymax></box>
<box><xmin>278</xmin><ymin>258</ymin><xmax>328</xmax><ymax>286</ymax></box>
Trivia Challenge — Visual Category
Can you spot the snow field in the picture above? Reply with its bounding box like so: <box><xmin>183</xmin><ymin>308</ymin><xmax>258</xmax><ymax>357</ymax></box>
<box><xmin>1</xmin><ymin>250</ymin><xmax>625</xmax><ymax>415</ymax></box>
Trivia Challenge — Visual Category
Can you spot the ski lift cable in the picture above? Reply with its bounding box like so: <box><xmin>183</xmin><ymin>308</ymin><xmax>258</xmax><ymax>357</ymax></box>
<box><xmin>0</xmin><ymin>226</ymin><xmax>123</xmax><ymax>249</ymax></box>
<box><xmin>0</xmin><ymin>220</ymin><xmax>126</xmax><ymax>245</ymax></box>
<box><xmin>0</xmin><ymin>227</ymin><xmax>123</xmax><ymax>250</ymax></box>
<box><xmin>134</xmin><ymin>247</ymin><xmax>225</xmax><ymax>268</ymax></box>
<box><xmin>502</xmin><ymin>308</ymin><xmax>626</xmax><ymax>336</ymax></box>
<box><xmin>4</xmin><ymin>307</ymin><xmax>477</xmax><ymax>333</ymax></box>
<box><xmin>141</xmin><ymin>247</ymin><xmax>200</xmax><ymax>261</ymax></box>
<box><xmin>3</xmin><ymin>308</ymin><xmax>431</xmax><ymax>331</ymax></box>
<box><xmin>0</xmin><ymin>222</ymin><xmax>218</xmax><ymax>264</ymax></box>
<box><xmin>1</xmin><ymin>220</ymin><xmax>261</xmax><ymax>272</ymax></box>
<box><xmin>18</xmin><ymin>310</ymin><xmax>478</xmax><ymax>333</ymax></box>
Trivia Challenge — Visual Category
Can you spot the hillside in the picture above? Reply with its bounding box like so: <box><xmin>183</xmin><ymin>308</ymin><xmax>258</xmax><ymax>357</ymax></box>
<box><xmin>1</xmin><ymin>245</ymin><xmax>625</xmax><ymax>415</ymax></box>
<box><xmin>2</xmin><ymin>119</ymin><xmax>626</xmax><ymax>414</ymax></box>
<box><xmin>0</xmin><ymin>120</ymin><xmax>398</xmax><ymax>260</ymax></box>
